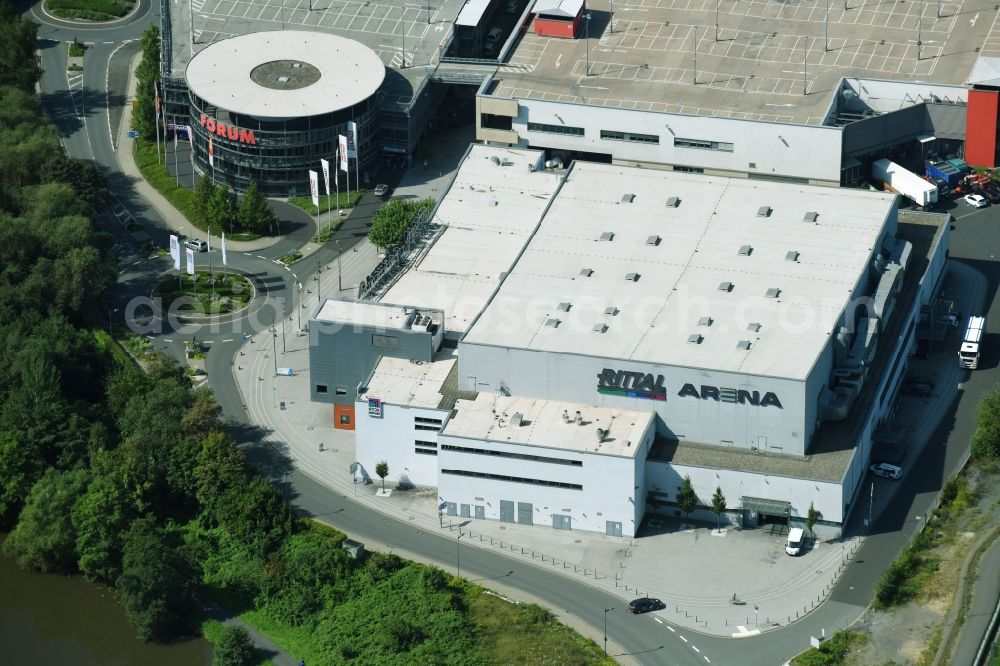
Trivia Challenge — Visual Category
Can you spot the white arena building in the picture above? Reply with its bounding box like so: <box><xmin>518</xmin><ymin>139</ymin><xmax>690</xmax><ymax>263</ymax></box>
<box><xmin>309</xmin><ymin>144</ymin><xmax>949</xmax><ymax>538</ymax></box>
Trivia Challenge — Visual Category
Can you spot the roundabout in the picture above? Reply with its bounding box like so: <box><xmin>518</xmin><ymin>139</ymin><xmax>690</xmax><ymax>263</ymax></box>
<box><xmin>31</xmin><ymin>0</ymin><xmax>149</xmax><ymax>29</ymax></box>
<box><xmin>156</xmin><ymin>269</ymin><xmax>253</xmax><ymax>316</ymax></box>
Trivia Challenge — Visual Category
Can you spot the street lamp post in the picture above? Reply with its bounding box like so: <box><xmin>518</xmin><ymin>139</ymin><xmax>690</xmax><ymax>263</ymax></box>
<box><xmin>271</xmin><ymin>327</ymin><xmax>278</xmax><ymax>376</ymax></box>
<box><xmin>108</xmin><ymin>307</ymin><xmax>118</xmax><ymax>337</ymax></box>
<box><xmin>604</xmin><ymin>607</ymin><xmax>614</xmax><ymax>655</ymax></box>
<box><xmin>401</xmin><ymin>12</ymin><xmax>407</xmax><ymax>68</ymax></box>
<box><xmin>457</xmin><ymin>530</ymin><xmax>466</xmax><ymax>577</ymax></box>
<box><xmin>296</xmin><ymin>282</ymin><xmax>303</xmax><ymax>331</ymax></box>
<box><xmin>336</xmin><ymin>239</ymin><xmax>343</xmax><ymax>292</ymax></box>
<box><xmin>427</xmin><ymin>2</ymin><xmax>431</xmax><ymax>24</ymax></box>
<box><xmin>584</xmin><ymin>13</ymin><xmax>592</xmax><ymax>76</ymax></box>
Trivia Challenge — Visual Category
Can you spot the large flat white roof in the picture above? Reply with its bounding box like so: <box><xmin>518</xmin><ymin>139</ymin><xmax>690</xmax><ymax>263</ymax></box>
<box><xmin>380</xmin><ymin>145</ymin><xmax>562</xmax><ymax>332</ymax></box>
<box><xmin>185</xmin><ymin>31</ymin><xmax>385</xmax><ymax>118</ymax></box>
<box><xmin>462</xmin><ymin>162</ymin><xmax>896</xmax><ymax>380</ymax></box>
<box><xmin>444</xmin><ymin>393</ymin><xmax>653</xmax><ymax>458</ymax></box>
<box><xmin>359</xmin><ymin>354</ymin><xmax>457</xmax><ymax>409</ymax></box>
<box><xmin>313</xmin><ymin>299</ymin><xmax>440</xmax><ymax>331</ymax></box>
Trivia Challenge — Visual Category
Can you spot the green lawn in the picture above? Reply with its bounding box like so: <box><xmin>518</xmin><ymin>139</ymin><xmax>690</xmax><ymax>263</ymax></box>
<box><xmin>47</xmin><ymin>0</ymin><xmax>135</xmax><ymax>19</ymax></box>
<box><xmin>288</xmin><ymin>189</ymin><xmax>365</xmax><ymax>214</ymax></box>
<box><xmin>133</xmin><ymin>140</ymin><xmax>203</xmax><ymax>231</ymax></box>
<box><xmin>158</xmin><ymin>271</ymin><xmax>252</xmax><ymax>315</ymax></box>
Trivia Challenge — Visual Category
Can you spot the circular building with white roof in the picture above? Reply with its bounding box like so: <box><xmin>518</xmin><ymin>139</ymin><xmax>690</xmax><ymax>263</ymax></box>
<box><xmin>185</xmin><ymin>31</ymin><xmax>386</xmax><ymax>196</ymax></box>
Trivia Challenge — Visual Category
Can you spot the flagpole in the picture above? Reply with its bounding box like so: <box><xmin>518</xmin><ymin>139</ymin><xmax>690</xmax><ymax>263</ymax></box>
<box><xmin>335</xmin><ymin>147</ymin><xmax>341</xmax><ymax>214</ymax></box>
<box><xmin>326</xmin><ymin>169</ymin><xmax>332</xmax><ymax>230</ymax></box>
<box><xmin>209</xmin><ymin>224</ymin><xmax>215</xmax><ymax>300</ymax></box>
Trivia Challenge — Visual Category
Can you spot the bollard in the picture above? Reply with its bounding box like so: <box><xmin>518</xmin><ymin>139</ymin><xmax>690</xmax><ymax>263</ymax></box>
<box><xmin>685</xmin><ymin>611</ymin><xmax>689</xmax><ymax>618</ymax></box>
<box><xmin>695</xmin><ymin>615</ymin><xmax>698</xmax><ymax>622</ymax></box>
<box><xmin>594</xmin><ymin>570</ymin><xmax>597</xmax><ymax>579</ymax></box>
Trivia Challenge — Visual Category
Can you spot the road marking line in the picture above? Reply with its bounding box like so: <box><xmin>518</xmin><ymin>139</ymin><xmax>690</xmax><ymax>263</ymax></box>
<box><xmin>704</xmin><ymin>657</ymin><xmax>710</xmax><ymax>663</ymax></box>
<box><xmin>164</xmin><ymin>338</ymin><xmax>173</xmax><ymax>342</ymax></box>
<box><xmin>692</xmin><ymin>646</ymin><xmax>700</xmax><ymax>653</ymax></box>
<box><xmin>653</xmin><ymin>617</ymin><xmax>664</xmax><ymax>624</ymax></box>
<box><xmin>223</xmin><ymin>338</ymin><xmax>234</xmax><ymax>342</ymax></box>
<box><xmin>285</xmin><ymin>265</ymin><xmax>292</xmax><ymax>271</ymax></box>
<box><xmin>680</xmin><ymin>635</ymin><xmax>687</xmax><ymax>643</ymax></box>
<box><xmin>242</xmin><ymin>252</ymin><xmax>253</xmax><ymax>256</ymax></box>
<box><xmin>257</xmin><ymin>255</ymin><xmax>268</xmax><ymax>259</ymax></box>
<box><xmin>667</xmin><ymin>626</ymin><xmax>675</xmax><ymax>633</ymax></box>
<box><xmin>292</xmin><ymin>273</ymin><xmax>298</xmax><ymax>279</ymax></box>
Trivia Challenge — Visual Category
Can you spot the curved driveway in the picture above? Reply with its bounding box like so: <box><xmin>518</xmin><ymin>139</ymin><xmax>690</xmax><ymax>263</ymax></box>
<box><xmin>30</xmin><ymin>2</ymin><xmax>1000</xmax><ymax>661</ymax></box>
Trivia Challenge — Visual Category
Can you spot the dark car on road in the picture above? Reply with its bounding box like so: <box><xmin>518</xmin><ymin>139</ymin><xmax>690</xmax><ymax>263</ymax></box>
<box><xmin>628</xmin><ymin>597</ymin><xmax>665</xmax><ymax>614</ymax></box>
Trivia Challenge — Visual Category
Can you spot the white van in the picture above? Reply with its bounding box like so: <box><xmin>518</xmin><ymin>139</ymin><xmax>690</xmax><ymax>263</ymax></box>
<box><xmin>785</xmin><ymin>527</ymin><xmax>805</xmax><ymax>556</ymax></box>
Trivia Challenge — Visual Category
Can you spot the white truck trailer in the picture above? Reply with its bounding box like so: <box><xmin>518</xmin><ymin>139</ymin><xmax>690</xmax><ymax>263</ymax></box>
<box><xmin>872</xmin><ymin>159</ymin><xmax>938</xmax><ymax>208</ymax></box>
<box><xmin>959</xmin><ymin>316</ymin><xmax>986</xmax><ymax>369</ymax></box>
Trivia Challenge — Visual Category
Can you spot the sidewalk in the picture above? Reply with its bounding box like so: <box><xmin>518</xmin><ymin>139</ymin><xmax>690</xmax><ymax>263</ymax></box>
<box><xmin>115</xmin><ymin>52</ymin><xmax>280</xmax><ymax>253</ymax></box>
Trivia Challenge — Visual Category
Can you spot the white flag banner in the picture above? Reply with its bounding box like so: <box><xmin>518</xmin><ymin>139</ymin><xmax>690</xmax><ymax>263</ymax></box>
<box><xmin>338</xmin><ymin>135</ymin><xmax>348</xmax><ymax>172</ymax></box>
<box><xmin>186</xmin><ymin>247</ymin><xmax>195</xmax><ymax>275</ymax></box>
<box><xmin>221</xmin><ymin>231</ymin><xmax>228</xmax><ymax>267</ymax></box>
<box><xmin>320</xmin><ymin>158</ymin><xmax>331</xmax><ymax>196</ymax></box>
<box><xmin>208</xmin><ymin>134</ymin><xmax>214</xmax><ymax>167</ymax></box>
<box><xmin>184</xmin><ymin>125</ymin><xmax>194</xmax><ymax>149</ymax></box>
<box><xmin>207</xmin><ymin>232</ymin><xmax>211</xmax><ymax>253</ymax></box>
<box><xmin>309</xmin><ymin>169</ymin><xmax>320</xmax><ymax>209</ymax></box>
<box><xmin>347</xmin><ymin>121</ymin><xmax>358</xmax><ymax>158</ymax></box>
<box><xmin>169</xmin><ymin>234</ymin><xmax>180</xmax><ymax>270</ymax></box>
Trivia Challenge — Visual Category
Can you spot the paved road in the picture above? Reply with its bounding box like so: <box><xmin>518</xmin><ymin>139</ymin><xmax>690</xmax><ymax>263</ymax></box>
<box><xmin>29</xmin><ymin>1</ymin><xmax>1000</xmax><ymax>659</ymax></box>
<box><xmin>951</xmin><ymin>537</ymin><xmax>1000</xmax><ymax>666</ymax></box>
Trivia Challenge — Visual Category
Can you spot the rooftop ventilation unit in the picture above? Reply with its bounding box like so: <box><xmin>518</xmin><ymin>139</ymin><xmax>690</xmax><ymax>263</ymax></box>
<box><xmin>738</xmin><ymin>245</ymin><xmax>752</xmax><ymax>256</ymax></box>
<box><xmin>747</xmin><ymin>322</ymin><xmax>762</xmax><ymax>332</ymax></box>
<box><xmin>698</xmin><ymin>316</ymin><xmax>713</xmax><ymax>326</ymax></box>
<box><xmin>666</xmin><ymin>196</ymin><xmax>680</xmax><ymax>208</ymax></box>
<box><xmin>765</xmin><ymin>287</ymin><xmax>781</xmax><ymax>298</ymax></box>
<box><xmin>579</xmin><ymin>268</ymin><xmax>593</xmax><ymax>277</ymax></box>
<box><xmin>718</xmin><ymin>281</ymin><xmax>733</xmax><ymax>292</ymax></box>
<box><xmin>544</xmin><ymin>318</ymin><xmax>560</xmax><ymax>328</ymax></box>
<box><xmin>786</xmin><ymin>250</ymin><xmax>800</xmax><ymax>261</ymax></box>
<box><xmin>599</xmin><ymin>231</ymin><xmax>615</xmax><ymax>241</ymax></box>
<box><xmin>557</xmin><ymin>302</ymin><xmax>571</xmax><ymax>312</ymax></box>
<box><xmin>803</xmin><ymin>211</ymin><xmax>819</xmax><ymax>223</ymax></box>
<box><xmin>500</xmin><ymin>158</ymin><xmax>514</xmax><ymax>166</ymax></box>
<box><xmin>757</xmin><ymin>205</ymin><xmax>772</xmax><ymax>217</ymax></box>
<box><xmin>625</xmin><ymin>272</ymin><xmax>640</xmax><ymax>282</ymax></box>
<box><xmin>646</xmin><ymin>235</ymin><xmax>661</xmax><ymax>246</ymax></box>
<box><xmin>490</xmin><ymin>156</ymin><xmax>501</xmax><ymax>165</ymax></box>
<box><xmin>621</xmin><ymin>193</ymin><xmax>636</xmax><ymax>203</ymax></box>
<box><xmin>604</xmin><ymin>306</ymin><xmax>617</xmax><ymax>316</ymax></box>
<box><xmin>688</xmin><ymin>333</ymin><xmax>703</xmax><ymax>344</ymax></box>
<box><xmin>737</xmin><ymin>340</ymin><xmax>752</xmax><ymax>350</ymax></box>
<box><xmin>510</xmin><ymin>412</ymin><xmax>523</xmax><ymax>427</ymax></box>
<box><xmin>592</xmin><ymin>323</ymin><xmax>608</xmax><ymax>333</ymax></box>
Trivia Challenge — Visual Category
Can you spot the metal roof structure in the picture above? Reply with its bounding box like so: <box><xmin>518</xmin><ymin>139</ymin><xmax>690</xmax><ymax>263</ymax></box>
<box><xmin>185</xmin><ymin>31</ymin><xmax>385</xmax><ymax>118</ymax></box>
<box><xmin>462</xmin><ymin>161</ymin><xmax>896</xmax><ymax>380</ymax></box>
<box><xmin>534</xmin><ymin>0</ymin><xmax>584</xmax><ymax>18</ymax></box>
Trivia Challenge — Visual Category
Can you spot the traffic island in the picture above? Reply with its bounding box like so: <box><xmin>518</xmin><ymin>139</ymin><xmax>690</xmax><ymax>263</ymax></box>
<box><xmin>157</xmin><ymin>270</ymin><xmax>253</xmax><ymax>316</ymax></box>
<box><xmin>46</xmin><ymin>0</ymin><xmax>136</xmax><ymax>21</ymax></box>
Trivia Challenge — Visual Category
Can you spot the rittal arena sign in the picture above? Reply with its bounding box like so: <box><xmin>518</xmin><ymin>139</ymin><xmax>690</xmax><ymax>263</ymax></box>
<box><xmin>597</xmin><ymin>368</ymin><xmax>781</xmax><ymax>408</ymax></box>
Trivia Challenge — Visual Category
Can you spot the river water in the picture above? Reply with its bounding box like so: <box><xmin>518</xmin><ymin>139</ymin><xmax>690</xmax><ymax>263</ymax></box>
<box><xmin>0</xmin><ymin>546</ymin><xmax>212</xmax><ymax>665</ymax></box>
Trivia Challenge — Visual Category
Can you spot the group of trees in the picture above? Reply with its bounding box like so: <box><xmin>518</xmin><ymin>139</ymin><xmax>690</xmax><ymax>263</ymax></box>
<box><xmin>194</xmin><ymin>176</ymin><xmax>275</xmax><ymax>234</ymax></box>
<box><xmin>971</xmin><ymin>386</ymin><xmax>1000</xmax><ymax>461</ymax></box>
<box><xmin>367</xmin><ymin>197</ymin><xmax>435</xmax><ymax>248</ymax></box>
<box><xmin>131</xmin><ymin>25</ymin><xmax>160</xmax><ymax>142</ymax></box>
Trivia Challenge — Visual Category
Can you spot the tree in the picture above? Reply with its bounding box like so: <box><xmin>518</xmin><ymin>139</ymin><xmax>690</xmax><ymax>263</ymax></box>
<box><xmin>130</xmin><ymin>25</ymin><xmax>161</xmax><ymax>141</ymax></box>
<box><xmin>676</xmin><ymin>475</ymin><xmax>697</xmax><ymax>523</ymax></box>
<box><xmin>194</xmin><ymin>432</ymin><xmax>248</xmax><ymax>526</ymax></box>
<box><xmin>237</xmin><ymin>180</ymin><xmax>276</xmax><ymax>233</ymax></box>
<box><xmin>972</xmin><ymin>388</ymin><xmax>1000</xmax><ymax>461</ymax></box>
<box><xmin>710</xmin><ymin>486</ymin><xmax>727</xmax><ymax>532</ymax></box>
<box><xmin>73</xmin><ymin>453</ymin><xmax>134</xmax><ymax>583</ymax></box>
<box><xmin>806</xmin><ymin>502</ymin><xmax>819</xmax><ymax>536</ymax></box>
<box><xmin>194</xmin><ymin>175</ymin><xmax>217</xmax><ymax>226</ymax></box>
<box><xmin>213</xmin><ymin>626</ymin><xmax>256</xmax><ymax>666</ymax></box>
<box><xmin>208</xmin><ymin>183</ymin><xmax>238</xmax><ymax>233</ymax></box>
<box><xmin>216</xmin><ymin>478</ymin><xmax>293</xmax><ymax>557</ymax></box>
<box><xmin>116</xmin><ymin>516</ymin><xmax>195</xmax><ymax>642</ymax></box>
<box><xmin>2</xmin><ymin>468</ymin><xmax>88</xmax><ymax>573</ymax></box>
<box><xmin>0</xmin><ymin>2</ymin><xmax>42</xmax><ymax>92</ymax></box>
<box><xmin>367</xmin><ymin>198</ymin><xmax>434</xmax><ymax>248</ymax></box>
<box><xmin>375</xmin><ymin>460</ymin><xmax>389</xmax><ymax>492</ymax></box>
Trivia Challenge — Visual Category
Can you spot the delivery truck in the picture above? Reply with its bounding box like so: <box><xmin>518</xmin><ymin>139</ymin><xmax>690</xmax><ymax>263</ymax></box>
<box><xmin>872</xmin><ymin>159</ymin><xmax>938</xmax><ymax>208</ymax></box>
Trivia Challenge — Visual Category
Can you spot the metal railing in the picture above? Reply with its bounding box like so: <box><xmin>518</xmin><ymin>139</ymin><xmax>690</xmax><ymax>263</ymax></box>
<box><xmin>357</xmin><ymin>205</ymin><xmax>436</xmax><ymax>301</ymax></box>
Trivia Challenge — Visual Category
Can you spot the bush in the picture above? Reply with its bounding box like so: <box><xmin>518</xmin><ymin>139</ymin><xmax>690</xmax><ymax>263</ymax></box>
<box><xmin>367</xmin><ymin>197</ymin><xmax>434</xmax><ymax>249</ymax></box>
<box><xmin>48</xmin><ymin>0</ymin><xmax>136</xmax><ymax>19</ymax></box>
<box><xmin>792</xmin><ymin>629</ymin><xmax>866</xmax><ymax>665</ymax></box>
<box><xmin>213</xmin><ymin>626</ymin><xmax>256</xmax><ymax>666</ymax></box>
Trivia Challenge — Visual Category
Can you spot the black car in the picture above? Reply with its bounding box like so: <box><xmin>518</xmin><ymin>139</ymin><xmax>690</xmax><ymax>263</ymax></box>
<box><xmin>627</xmin><ymin>597</ymin><xmax>665</xmax><ymax>614</ymax></box>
